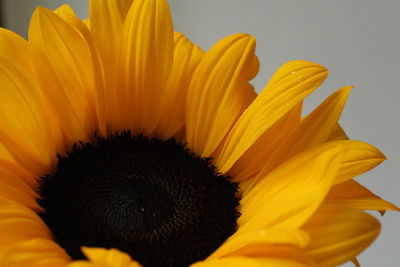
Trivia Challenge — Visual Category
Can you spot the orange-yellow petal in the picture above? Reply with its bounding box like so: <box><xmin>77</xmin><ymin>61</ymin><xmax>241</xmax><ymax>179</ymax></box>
<box><xmin>216</xmin><ymin>60</ymin><xmax>328</xmax><ymax>173</ymax></box>
<box><xmin>239</xmin><ymin>142</ymin><xmax>343</xmax><ymax>232</ymax></box>
<box><xmin>89</xmin><ymin>0</ymin><xmax>134</xmax><ymax>68</ymax></box>
<box><xmin>115</xmin><ymin>0</ymin><xmax>173</xmax><ymax>134</ymax></box>
<box><xmin>302</xmin><ymin>204</ymin><xmax>380</xmax><ymax>267</ymax></box>
<box><xmin>186</xmin><ymin>33</ymin><xmax>258</xmax><ymax>157</ymax></box>
<box><xmin>212</xmin><ymin>245</ymin><xmax>314</xmax><ymax>266</ymax></box>
<box><xmin>0</xmin><ymin>198</ymin><xmax>51</xmax><ymax>251</ymax></box>
<box><xmin>0</xmin><ymin>56</ymin><xmax>61</xmax><ymax>175</ymax></box>
<box><xmin>229</xmin><ymin>102</ymin><xmax>302</xmax><ymax>182</ymax></box>
<box><xmin>55</xmin><ymin>6</ymin><xmax>108</xmax><ymax>137</ymax></box>
<box><xmin>334</xmin><ymin>140</ymin><xmax>386</xmax><ymax>184</ymax></box>
<box><xmin>192</xmin><ymin>256</ymin><xmax>308</xmax><ymax>267</ymax></box>
<box><xmin>0</xmin><ymin>170</ymin><xmax>41</xmax><ymax>211</ymax></box>
<box><xmin>327</xmin><ymin>123</ymin><xmax>348</xmax><ymax>141</ymax></box>
<box><xmin>89</xmin><ymin>0</ymin><xmax>134</xmax><ymax>134</ymax></box>
<box><xmin>29</xmin><ymin>7</ymin><xmax>98</xmax><ymax>145</ymax></box>
<box><xmin>326</xmin><ymin>179</ymin><xmax>399</xmax><ymax>212</ymax></box>
<box><xmin>54</xmin><ymin>4</ymin><xmax>76</xmax><ymax>17</ymax></box>
<box><xmin>209</xmin><ymin>228</ymin><xmax>309</xmax><ymax>259</ymax></box>
<box><xmin>0</xmin><ymin>27</ymin><xmax>31</xmax><ymax>70</ymax></box>
<box><xmin>247</xmin><ymin>86</ymin><xmax>351</xmax><ymax>189</ymax></box>
<box><xmin>69</xmin><ymin>247</ymin><xmax>141</xmax><ymax>267</ymax></box>
<box><xmin>156</xmin><ymin>32</ymin><xmax>204</xmax><ymax>140</ymax></box>
<box><xmin>0</xmin><ymin>238</ymin><xmax>70</xmax><ymax>267</ymax></box>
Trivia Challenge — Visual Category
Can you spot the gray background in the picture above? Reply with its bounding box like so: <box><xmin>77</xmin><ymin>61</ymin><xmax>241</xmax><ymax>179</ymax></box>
<box><xmin>1</xmin><ymin>0</ymin><xmax>399</xmax><ymax>266</ymax></box>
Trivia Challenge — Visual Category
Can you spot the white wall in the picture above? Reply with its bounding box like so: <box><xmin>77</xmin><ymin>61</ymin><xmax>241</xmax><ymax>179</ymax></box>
<box><xmin>2</xmin><ymin>0</ymin><xmax>399</xmax><ymax>266</ymax></box>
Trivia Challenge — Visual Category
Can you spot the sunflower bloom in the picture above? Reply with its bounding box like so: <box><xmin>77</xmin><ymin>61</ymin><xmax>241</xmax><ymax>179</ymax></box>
<box><xmin>0</xmin><ymin>0</ymin><xmax>397</xmax><ymax>266</ymax></box>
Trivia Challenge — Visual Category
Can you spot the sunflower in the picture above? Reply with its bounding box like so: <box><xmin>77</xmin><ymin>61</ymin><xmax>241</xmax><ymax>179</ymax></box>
<box><xmin>0</xmin><ymin>0</ymin><xmax>397</xmax><ymax>266</ymax></box>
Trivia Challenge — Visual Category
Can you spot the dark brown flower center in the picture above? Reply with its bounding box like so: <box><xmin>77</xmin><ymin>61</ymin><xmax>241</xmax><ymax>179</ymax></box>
<box><xmin>37</xmin><ymin>132</ymin><xmax>240</xmax><ymax>267</ymax></box>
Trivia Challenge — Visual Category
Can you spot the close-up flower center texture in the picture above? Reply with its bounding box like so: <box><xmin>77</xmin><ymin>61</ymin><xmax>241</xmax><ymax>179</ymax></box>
<box><xmin>38</xmin><ymin>133</ymin><xmax>239</xmax><ymax>267</ymax></box>
<box><xmin>0</xmin><ymin>0</ymin><xmax>397</xmax><ymax>266</ymax></box>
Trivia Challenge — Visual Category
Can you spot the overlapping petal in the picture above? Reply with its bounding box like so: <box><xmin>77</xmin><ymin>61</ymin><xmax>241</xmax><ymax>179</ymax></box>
<box><xmin>326</xmin><ymin>180</ymin><xmax>399</xmax><ymax>212</ymax></box>
<box><xmin>88</xmin><ymin>0</ymin><xmax>135</xmax><ymax>134</ymax></box>
<box><xmin>0</xmin><ymin>56</ymin><xmax>61</xmax><ymax>175</ymax></box>
<box><xmin>186</xmin><ymin>33</ymin><xmax>258</xmax><ymax>157</ymax></box>
<box><xmin>215</xmin><ymin>60</ymin><xmax>328</xmax><ymax>173</ymax></box>
<box><xmin>193</xmin><ymin>256</ymin><xmax>308</xmax><ymax>267</ymax></box>
<box><xmin>333</xmin><ymin>141</ymin><xmax>385</xmax><ymax>184</ymax></box>
<box><xmin>69</xmin><ymin>247</ymin><xmax>141</xmax><ymax>267</ymax></box>
<box><xmin>29</xmin><ymin>7</ymin><xmax>99</xmax><ymax>144</ymax></box>
<box><xmin>156</xmin><ymin>32</ymin><xmax>204</xmax><ymax>140</ymax></box>
<box><xmin>115</xmin><ymin>0</ymin><xmax>174</xmax><ymax>134</ymax></box>
<box><xmin>244</xmin><ymin>86</ymin><xmax>351</xmax><ymax>191</ymax></box>
<box><xmin>0</xmin><ymin>28</ymin><xmax>31</xmax><ymax>69</ymax></box>
<box><xmin>302</xmin><ymin>204</ymin><xmax>380</xmax><ymax>267</ymax></box>
<box><xmin>214</xmin><ymin>245</ymin><xmax>314</xmax><ymax>266</ymax></box>
<box><xmin>89</xmin><ymin>0</ymin><xmax>134</xmax><ymax>69</ymax></box>
<box><xmin>0</xmin><ymin>238</ymin><xmax>70</xmax><ymax>267</ymax></box>
<box><xmin>229</xmin><ymin>102</ymin><xmax>302</xmax><ymax>182</ymax></box>
<box><xmin>209</xmin><ymin>228</ymin><xmax>309</xmax><ymax>259</ymax></box>
<box><xmin>55</xmin><ymin>5</ymin><xmax>108</xmax><ymax>136</ymax></box>
<box><xmin>239</xmin><ymin>142</ymin><xmax>343</xmax><ymax>232</ymax></box>
<box><xmin>0</xmin><ymin>166</ymin><xmax>40</xmax><ymax>211</ymax></box>
<box><xmin>0</xmin><ymin>198</ymin><xmax>51</xmax><ymax>251</ymax></box>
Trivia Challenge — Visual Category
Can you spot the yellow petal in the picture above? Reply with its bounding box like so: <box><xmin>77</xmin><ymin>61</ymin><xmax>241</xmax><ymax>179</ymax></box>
<box><xmin>0</xmin><ymin>181</ymin><xmax>41</xmax><ymax>212</ymax></box>
<box><xmin>351</xmin><ymin>257</ymin><xmax>361</xmax><ymax>267</ymax></box>
<box><xmin>0</xmin><ymin>57</ymin><xmax>61</xmax><ymax>175</ymax></box>
<box><xmin>89</xmin><ymin>0</ymin><xmax>134</xmax><ymax>134</ymax></box>
<box><xmin>69</xmin><ymin>247</ymin><xmax>141</xmax><ymax>267</ymax></box>
<box><xmin>327</xmin><ymin>123</ymin><xmax>348</xmax><ymax>141</ymax></box>
<box><xmin>0</xmin><ymin>143</ymin><xmax>14</xmax><ymax>161</ymax></box>
<box><xmin>206</xmin><ymin>245</ymin><xmax>313</xmax><ymax>266</ymax></box>
<box><xmin>192</xmin><ymin>256</ymin><xmax>308</xmax><ymax>267</ymax></box>
<box><xmin>244</xmin><ymin>86</ymin><xmax>351</xmax><ymax>190</ymax></box>
<box><xmin>334</xmin><ymin>140</ymin><xmax>386</xmax><ymax>184</ymax></box>
<box><xmin>89</xmin><ymin>0</ymin><xmax>134</xmax><ymax>68</ymax></box>
<box><xmin>54</xmin><ymin>4</ymin><xmax>76</xmax><ymax>17</ymax></box>
<box><xmin>156</xmin><ymin>32</ymin><xmax>204</xmax><ymax>139</ymax></box>
<box><xmin>0</xmin><ymin>160</ymin><xmax>40</xmax><ymax>212</ymax></box>
<box><xmin>29</xmin><ymin>7</ymin><xmax>98</xmax><ymax>145</ymax></box>
<box><xmin>239</xmin><ymin>142</ymin><xmax>343</xmax><ymax>232</ymax></box>
<box><xmin>55</xmin><ymin>7</ymin><xmax>108</xmax><ymax>137</ymax></box>
<box><xmin>0</xmin><ymin>158</ymin><xmax>38</xmax><ymax>188</ymax></box>
<box><xmin>115</xmin><ymin>0</ymin><xmax>173</xmax><ymax>134</ymax></box>
<box><xmin>0</xmin><ymin>198</ymin><xmax>51</xmax><ymax>251</ymax></box>
<box><xmin>246</xmin><ymin>139</ymin><xmax>385</xmax><ymax>196</ymax></box>
<box><xmin>216</xmin><ymin>60</ymin><xmax>328</xmax><ymax>173</ymax></box>
<box><xmin>302</xmin><ymin>204</ymin><xmax>380</xmax><ymax>267</ymax></box>
<box><xmin>230</xmin><ymin>102</ymin><xmax>302</xmax><ymax>182</ymax></box>
<box><xmin>326</xmin><ymin>179</ymin><xmax>399</xmax><ymax>212</ymax></box>
<box><xmin>209</xmin><ymin>228</ymin><xmax>309</xmax><ymax>259</ymax></box>
<box><xmin>0</xmin><ymin>238</ymin><xmax>70</xmax><ymax>267</ymax></box>
<box><xmin>186</xmin><ymin>33</ymin><xmax>258</xmax><ymax>157</ymax></box>
<box><xmin>277</xmin><ymin>86</ymin><xmax>351</xmax><ymax>162</ymax></box>
<box><xmin>0</xmin><ymin>28</ymin><xmax>31</xmax><ymax>70</ymax></box>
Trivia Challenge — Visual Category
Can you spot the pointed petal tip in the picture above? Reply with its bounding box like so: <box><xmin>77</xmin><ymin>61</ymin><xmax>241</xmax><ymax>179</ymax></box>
<box><xmin>340</xmin><ymin>85</ymin><xmax>354</xmax><ymax>93</ymax></box>
<box><xmin>343</xmin><ymin>140</ymin><xmax>387</xmax><ymax>161</ymax></box>
<box><xmin>380</xmin><ymin>202</ymin><xmax>400</xmax><ymax>214</ymax></box>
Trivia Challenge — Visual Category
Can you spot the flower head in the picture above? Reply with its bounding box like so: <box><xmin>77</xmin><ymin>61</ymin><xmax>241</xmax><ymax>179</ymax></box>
<box><xmin>0</xmin><ymin>0</ymin><xmax>397</xmax><ymax>266</ymax></box>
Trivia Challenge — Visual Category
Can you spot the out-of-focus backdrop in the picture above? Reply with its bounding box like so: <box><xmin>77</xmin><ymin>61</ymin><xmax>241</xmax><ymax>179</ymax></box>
<box><xmin>0</xmin><ymin>0</ymin><xmax>399</xmax><ymax>266</ymax></box>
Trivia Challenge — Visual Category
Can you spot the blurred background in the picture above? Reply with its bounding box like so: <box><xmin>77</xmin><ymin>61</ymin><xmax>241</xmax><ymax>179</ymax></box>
<box><xmin>0</xmin><ymin>0</ymin><xmax>399</xmax><ymax>266</ymax></box>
